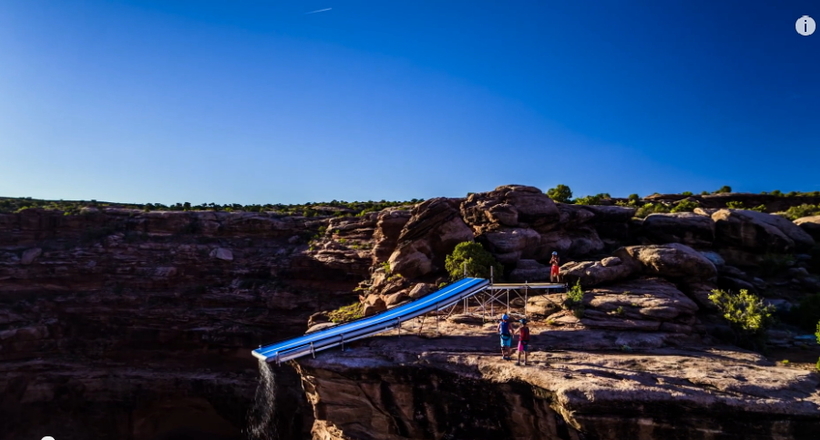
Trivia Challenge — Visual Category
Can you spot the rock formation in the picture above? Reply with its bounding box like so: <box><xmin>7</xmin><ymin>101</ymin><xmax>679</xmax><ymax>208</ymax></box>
<box><xmin>3</xmin><ymin>186</ymin><xmax>820</xmax><ymax>440</ymax></box>
<box><xmin>296</xmin><ymin>328</ymin><xmax>820</xmax><ymax>440</ymax></box>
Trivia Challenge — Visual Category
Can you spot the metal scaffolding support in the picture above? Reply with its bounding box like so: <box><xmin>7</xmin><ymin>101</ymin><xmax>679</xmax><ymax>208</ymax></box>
<box><xmin>441</xmin><ymin>281</ymin><xmax>566</xmax><ymax>321</ymax></box>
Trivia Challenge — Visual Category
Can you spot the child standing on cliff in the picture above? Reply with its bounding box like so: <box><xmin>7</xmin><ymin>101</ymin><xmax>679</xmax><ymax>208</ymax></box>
<box><xmin>516</xmin><ymin>319</ymin><xmax>530</xmax><ymax>366</ymax></box>
<box><xmin>550</xmin><ymin>251</ymin><xmax>561</xmax><ymax>283</ymax></box>
<box><xmin>498</xmin><ymin>314</ymin><xmax>512</xmax><ymax>360</ymax></box>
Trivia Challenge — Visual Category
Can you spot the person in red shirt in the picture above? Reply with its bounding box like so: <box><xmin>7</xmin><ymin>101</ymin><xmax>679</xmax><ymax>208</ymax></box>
<box><xmin>516</xmin><ymin>318</ymin><xmax>531</xmax><ymax>366</ymax></box>
<box><xmin>550</xmin><ymin>251</ymin><xmax>560</xmax><ymax>283</ymax></box>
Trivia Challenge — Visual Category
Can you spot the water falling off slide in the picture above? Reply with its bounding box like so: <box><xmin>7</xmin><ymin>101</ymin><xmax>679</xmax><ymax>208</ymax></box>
<box><xmin>246</xmin><ymin>359</ymin><xmax>278</xmax><ymax>440</ymax></box>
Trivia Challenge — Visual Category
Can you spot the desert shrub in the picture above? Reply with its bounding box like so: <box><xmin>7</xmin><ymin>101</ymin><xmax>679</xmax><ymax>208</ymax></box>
<box><xmin>564</xmin><ymin>280</ymin><xmax>585</xmax><ymax>318</ymax></box>
<box><xmin>628</xmin><ymin>193</ymin><xmax>640</xmax><ymax>201</ymax></box>
<box><xmin>714</xmin><ymin>185</ymin><xmax>733</xmax><ymax>194</ymax></box>
<box><xmin>445</xmin><ymin>242</ymin><xmax>503</xmax><ymax>280</ymax></box>
<box><xmin>816</xmin><ymin>321</ymin><xmax>820</xmax><ymax>372</ymax></box>
<box><xmin>781</xmin><ymin>204</ymin><xmax>820</xmax><ymax>220</ymax></box>
<box><xmin>546</xmin><ymin>184</ymin><xmax>573</xmax><ymax>203</ymax></box>
<box><xmin>816</xmin><ymin>320</ymin><xmax>820</xmax><ymax>344</ymax></box>
<box><xmin>750</xmin><ymin>204</ymin><xmax>767</xmax><ymax>212</ymax></box>
<box><xmin>726</xmin><ymin>201</ymin><xmax>746</xmax><ymax>209</ymax></box>
<box><xmin>671</xmin><ymin>199</ymin><xmax>699</xmax><ymax>213</ymax></box>
<box><xmin>709</xmin><ymin>289</ymin><xmax>775</xmax><ymax>350</ymax></box>
<box><xmin>616</xmin><ymin>199</ymin><xmax>640</xmax><ymax>208</ymax></box>
<box><xmin>635</xmin><ymin>202</ymin><xmax>671</xmax><ymax>218</ymax></box>
<box><xmin>575</xmin><ymin>193</ymin><xmax>611</xmax><ymax>205</ymax></box>
<box><xmin>785</xmin><ymin>293</ymin><xmax>820</xmax><ymax>332</ymax></box>
<box><xmin>328</xmin><ymin>302</ymin><xmax>363</xmax><ymax>324</ymax></box>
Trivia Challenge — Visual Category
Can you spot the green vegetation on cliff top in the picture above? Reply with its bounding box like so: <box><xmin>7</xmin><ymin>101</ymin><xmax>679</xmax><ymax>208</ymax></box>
<box><xmin>4</xmin><ymin>184</ymin><xmax>820</xmax><ymax>219</ymax></box>
<box><xmin>0</xmin><ymin>196</ymin><xmax>418</xmax><ymax>217</ymax></box>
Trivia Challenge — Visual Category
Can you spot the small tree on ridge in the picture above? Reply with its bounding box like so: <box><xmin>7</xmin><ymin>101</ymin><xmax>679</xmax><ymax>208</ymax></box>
<box><xmin>546</xmin><ymin>184</ymin><xmax>573</xmax><ymax>203</ymax></box>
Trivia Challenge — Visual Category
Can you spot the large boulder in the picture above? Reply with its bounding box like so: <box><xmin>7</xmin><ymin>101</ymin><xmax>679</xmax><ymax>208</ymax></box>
<box><xmin>371</xmin><ymin>208</ymin><xmax>412</xmax><ymax>264</ymax></box>
<box><xmin>560</xmin><ymin>256</ymin><xmax>640</xmax><ymax>287</ymax></box>
<box><xmin>641</xmin><ymin>212</ymin><xmax>715</xmax><ymax>248</ymax></box>
<box><xmin>554</xmin><ymin>204</ymin><xmax>596</xmax><ymax>229</ymax></box>
<box><xmin>538</xmin><ymin>231</ymin><xmax>573</xmax><ymax>257</ymax></box>
<box><xmin>509</xmin><ymin>259</ymin><xmax>552</xmax><ymax>282</ymax></box>
<box><xmin>582</xmin><ymin>205</ymin><xmax>638</xmax><ymax>222</ymax></box>
<box><xmin>461</xmin><ymin>185</ymin><xmax>559</xmax><ymax>232</ymax></box>
<box><xmin>567</xmin><ymin>227</ymin><xmax>605</xmax><ymax>257</ymax></box>
<box><xmin>583</xmin><ymin>277</ymin><xmax>700</xmax><ymax>332</ymax></box>
<box><xmin>679</xmin><ymin>281</ymin><xmax>720</xmax><ymax>311</ymax></box>
<box><xmin>615</xmin><ymin>243</ymin><xmax>717</xmax><ymax>280</ymax></box>
<box><xmin>388</xmin><ymin>198</ymin><xmax>473</xmax><ymax>278</ymax></box>
<box><xmin>711</xmin><ymin>209</ymin><xmax>815</xmax><ymax>254</ymax></box>
<box><xmin>480</xmin><ymin>228</ymin><xmax>542</xmax><ymax>264</ymax></box>
<box><xmin>794</xmin><ymin>216</ymin><xmax>820</xmax><ymax>242</ymax></box>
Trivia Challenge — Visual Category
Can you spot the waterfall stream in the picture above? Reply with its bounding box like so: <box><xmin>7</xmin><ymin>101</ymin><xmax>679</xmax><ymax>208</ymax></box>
<box><xmin>246</xmin><ymin>359</ymin><xmax>278</xmax><ymax>440</ymax></box>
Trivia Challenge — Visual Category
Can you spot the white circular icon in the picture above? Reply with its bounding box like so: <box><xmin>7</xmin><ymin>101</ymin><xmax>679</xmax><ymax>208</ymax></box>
<box><xmin>796</xmin><ymin>15</ymin><xmax>816</xmax><ymax>36</ymax></box>
<box><xmin>42</xmin><ymin>437</ymin><xmax>55</xmax><ymax>440</ymax></box>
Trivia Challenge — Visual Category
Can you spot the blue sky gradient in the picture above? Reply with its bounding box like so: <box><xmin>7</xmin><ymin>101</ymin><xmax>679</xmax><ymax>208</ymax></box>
<box><xmin>1</xmin><ymin>1</ymin><xmax>818</xmax><ymax>204</ymax></box>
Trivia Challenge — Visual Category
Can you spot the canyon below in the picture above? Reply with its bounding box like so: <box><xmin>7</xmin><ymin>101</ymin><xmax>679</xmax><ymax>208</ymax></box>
<box><xmin>2</xmin><ymin>185</ymin><xmax>820</xmax><ymax>440</ymax></box>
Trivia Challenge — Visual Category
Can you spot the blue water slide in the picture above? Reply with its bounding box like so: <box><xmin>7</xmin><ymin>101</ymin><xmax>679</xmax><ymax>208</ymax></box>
<box><xmin>252</xmin><ymin>277</ymin><xmax>490</xmax><ymax>363</ymax></box>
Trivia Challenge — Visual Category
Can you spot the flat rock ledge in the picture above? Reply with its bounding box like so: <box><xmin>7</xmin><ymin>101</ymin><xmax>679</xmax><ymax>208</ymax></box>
<box><xmin>295</xmin><ymin>327</ymin><xmax>820</xmax><ymax>440</ymax></box>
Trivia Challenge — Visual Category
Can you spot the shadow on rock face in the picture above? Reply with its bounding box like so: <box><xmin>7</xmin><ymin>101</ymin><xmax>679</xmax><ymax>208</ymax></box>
<box><xmin>134</xmin><ymin>397</ymin><xmax>241</xmax><ymax>440</ymax></box>
<box><xmin>150</xmin><ymin>427</ymin><xmax>239</xmax><ymax>440</ymax></box>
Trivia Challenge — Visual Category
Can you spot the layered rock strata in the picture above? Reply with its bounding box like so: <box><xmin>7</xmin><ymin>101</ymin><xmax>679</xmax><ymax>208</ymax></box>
<box><xmin>296</xmin><ymin>330</ymin><xmax>820</xmax><ymax>440</ymax></box>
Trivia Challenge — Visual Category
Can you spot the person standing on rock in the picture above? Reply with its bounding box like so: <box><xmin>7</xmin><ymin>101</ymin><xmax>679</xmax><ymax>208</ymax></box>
<box><xmin>516</xmin><ymin>318</ymin><xmax>530</xmax><ymax>366</ymax></box>
<box><xmin>498</xmin><ymin>314</ymin><xmax>513</xmax><ymax>360</ymax></box>
<box><xmin>550</xmin><ymin>251</ymin><xmax>561</xmax><ymax>283</ymax></box>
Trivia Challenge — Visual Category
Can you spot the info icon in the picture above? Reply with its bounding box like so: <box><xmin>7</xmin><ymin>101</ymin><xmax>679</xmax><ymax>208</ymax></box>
<box><xmin>796</xmin><ymin>15</ymin><xmax>816</xmax><ymax>36</ymax></box>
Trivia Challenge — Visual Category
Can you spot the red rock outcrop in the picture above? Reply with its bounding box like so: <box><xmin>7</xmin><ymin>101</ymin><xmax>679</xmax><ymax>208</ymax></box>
<box><xmin>388</xmin><ymin>198</ymin><xmax>473</xmax><ymax>278</ymax></box>
<box><xmin>0</xmin><ymin>208</ymin><xmax>366</xmax><ymax>440</ymax></box>
<box><xmin>711</xmin><ymin>209</ymin><xmax>816</xmax><ymax>267</ymax></box>
<box><xmin>296</xmin><ymin>331</ymin><xmax>820</xmax><ymax>440</ymax></box>
<box><xmin>795</xmin><ymin>215</ymin><xmax>820</xmax><ymax>241</ymax></box>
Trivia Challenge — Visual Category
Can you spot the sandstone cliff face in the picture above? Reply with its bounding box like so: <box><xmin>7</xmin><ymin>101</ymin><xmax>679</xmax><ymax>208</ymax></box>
<box><xmin>0</xmin><ymin>208</ymin><xmax>370</xmax><ymax>440</ymax></box>
<box><xmin>296</xmin><ymin>331</ymin><xmax>820</xmax><ymax>440</ymax></box>
<box><xmin>4</xmin><ymin>187</ymin><xmax>820</xmax><ymax>440</ymax></box>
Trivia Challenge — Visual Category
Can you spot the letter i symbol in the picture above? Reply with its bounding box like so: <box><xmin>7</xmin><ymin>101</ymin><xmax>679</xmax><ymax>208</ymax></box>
<box><xmin>796</xmin><ymin>15</ymin><xmax>816</xmax><ymax>36</ymax></box>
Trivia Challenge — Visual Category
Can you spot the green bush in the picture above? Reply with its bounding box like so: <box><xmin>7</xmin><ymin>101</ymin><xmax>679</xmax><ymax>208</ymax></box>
<box><xmin>445</xmin><ymin>242</ymin><xmax>503</xmax><ymax>280</ymax></box>
<box><xmin>635</xmin><ymin>202</ymin><xmax>671</xmax><ymax>218</ymax></box>
<box><xmin>781</xmin><ymin>204</ymin><xmax>820</xmax><ymax>220</ymax></box>
<box><xmin>726</xmin><ymin>201</ymin><xmax>746</xmax><ymax>209</ymax></box>
<box><xmin>574</xmin><ymin>193</ymin><xmax>611</xmax><ymax>205</ymax></box>
<box><xmin>714</xmin><ymin>185</ymin><xmax>733</xmax><ymax>194</ymax></box>
<box><xmin>816</xmin><ymin>321</ymin><xmax>820</xmax><ymax>372</ymax></box>
<box><xmin>328</xmin><ymin>302</ymin><xmax>364</xmax><ymax>323</ymax></box>
<box><xmin>564</xmin><ymin>280</ymin><xmax>585</xmax><ymax>318</ymax></box>
<box><xmin>671</xmin><ymin>199</ymin><xmax>699</xmax><ymax>213</ymax></box>
<box><xmin>709</xmin><ymin>289</ymin><xmax>775</xmax><ymax>350</ymax></box>
<box><xmin>816</xmin><ymin>320</ymin><xmax>819</xmax><ymax>344</ymax></box>
<box><xmin>546</xmin><ymin>184</ymin><xmax>573</xmax><ymax>203</ymax></box>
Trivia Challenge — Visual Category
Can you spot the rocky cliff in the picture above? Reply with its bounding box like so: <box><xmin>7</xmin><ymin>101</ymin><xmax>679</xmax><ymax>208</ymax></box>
<box><xmin>296</xmin><ymin>326</ymin><xmax>820</xmax><ymax>440</ymax></box>
<box><xmin>2</xmin><ymin>186</ymin><xmax>820</xmax><ymax>440</ymax></box>
<box><xmin>0</xmin><ymin>208</ymin><xmax>376</xmax><ymax>440</ymax></box>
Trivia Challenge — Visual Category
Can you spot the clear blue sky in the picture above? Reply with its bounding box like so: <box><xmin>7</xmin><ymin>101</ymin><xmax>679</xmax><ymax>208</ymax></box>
<box><xmin>1</xmin><ymin>1</ymin><xmax>818</xmax><ymax>205</ymax></box>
